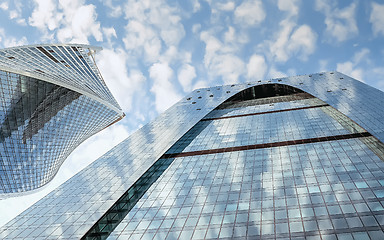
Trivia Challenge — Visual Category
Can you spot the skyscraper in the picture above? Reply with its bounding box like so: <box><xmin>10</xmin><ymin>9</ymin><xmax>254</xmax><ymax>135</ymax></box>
<box><xmin>1</xmin><ymin>72</ymin><xmax>384</xmax><ymax>239</ymax></box>
<box><xmin>0</xmin><ymin>44</ymin><xmax>124</xmax><ymax>196</ymax></box>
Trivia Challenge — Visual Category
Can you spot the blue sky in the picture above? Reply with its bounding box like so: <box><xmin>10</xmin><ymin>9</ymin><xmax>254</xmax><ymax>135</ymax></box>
<box><xmin>0</xmin><ymin>0</ymin><xmax>384</xmax><ymax>227</ymax></box>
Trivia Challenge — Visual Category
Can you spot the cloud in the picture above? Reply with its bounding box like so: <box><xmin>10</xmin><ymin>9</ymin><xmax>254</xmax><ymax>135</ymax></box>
<box><xmin>28</xmin><ymin>0</ymin><xmax>103</xmax><ymax>43</ymax></box>
<box><xmin>224</xmin><ymin>26</ymin><xmax>235</xmax><ymax>43</ymax></box>
<box><xmin>102</xmin><ymin>0</ymin><xmax>123</xmax><ymax>18</ymax></box>
<box><xmin>200</xmin><ymin>30</ymin><xmax>245</xmax><ymax>84</ymax></box>
<box><xmin>149</xmin><ymin>62</ymin><xmax>183</xmax><ymax>113</ymax></box>
<box><xmin>268</xmin><ymin>66</ymin><xmax>287</xmax><ymax>79</ymax></box>
<box><xmin>370</xmin><ymin>2</ymin><xmax>384</xmax><ymax>37</ymax></box>
<box><xmin>277</xmin><ymin>0</ymin><xmax>300</xmax><ymax>16</ymax></box>
<box><xmin>337</xmin><ymin>62</ymin><xmax>363</xmax><ymax>81</ymax></box>
<box><xmin>96</xmin><ymin>48</ymin><xmax>145</xmax><ymax>112</ymax></box>
<box><xmin>123</xmin><ymin>0</ymin><xmax>185</xmax><ymax>47</ymax></box>
<box><xmin>0</xmin><ymin>1</ymin><xmax>8</xmax><ymax>10</ymax></box>
<box><xmin>123</xmin><ymin>20</ymin><xmax>161</xmax><ymax>62</ymax></box>
<box><xmin>193</xmin><ymin>80</ymin><xmax>209</xmax><ymax>90</ymax></box>
<box><xmin>0</xmin><ymin>28</ymin><xmax>28</xmax><ymax>48</ymax></box>
<box><xmin>247</xmin><ymin>54</ymin><xmax>267</xmax><ymax>80</ymax></box>
<box><xmin>29</xmin><ymin>0</ymin><xmax>61</xmax><ymax>32</ymax></box>
<box><xmin>192</xmin><ymin>0</ymin><xmax>201</xmax><ymax>12</ymax></box>
<box><xmin>103</xmin><ymin>27</ymin><xmax>117</xmax><ymax>45</ymax></box>
<box><xmin>177</xmin><ymin>64</ymin><xmax>196</xmax><ymax>93</ymax></box>
<box><xmin>1</xmin><ymin>0</ymin><xmax>26</xmax><ymax>25</ymax></box>
<box><xmin>122</xmin><ymin>0</ymin><xmax>186</xmax><ymax>64</ymax></box>
<box><xmin>288</xmin><ymin>25</ymin><xmax>317</xmax><ymax>60</ymax></box>
<box><xmin>336</xmin><ymin>48</ymin><xmax>370</xmax><ymax>81</ymax></box>
<box><xmin>269</xmin><ymin>20</ymin><xmax>317</xmax><ymax>62</ymax></box>
<box><xmin>234</xmin><ymin>0</ymin><xmax>266</xmax><ymax>27</ymax></box>
<box><xmin>315</xmin><ymin>0</ymin><xmax>358</xmax><ymax>42</ymax></box>
<box><xmin>217</xmin><ymin>2</ymin><xmax>235</xmax><ymax>11</ymax></box>
<box><xmin>59</xmin><ymin>4</ymin><xmax>102</xmax><ymax>43</ymax></box>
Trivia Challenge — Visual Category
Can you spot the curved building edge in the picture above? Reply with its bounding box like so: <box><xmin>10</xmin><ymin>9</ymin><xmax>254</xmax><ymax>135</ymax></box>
<box><xmin>0</xmin><ymin>43</ymin><xmax>124</xmax><ymax>116</ymax></box>
<box><xmin>0</xmin><ymin>43</ymin><xmax>125</xmax><ymax>196</ymax></box>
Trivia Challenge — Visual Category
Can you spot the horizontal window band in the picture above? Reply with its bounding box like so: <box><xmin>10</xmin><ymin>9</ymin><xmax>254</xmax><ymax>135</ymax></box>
<box><xmin>162</xmin><ymin>132</ymin><xmax>372</xmax><ymax>159</ymax></box>
<box><xmin>217</xmin><ymin>92</ymin><xmax>315</xmax><ymax>110</ymax></box>
<box><xmin>202</xmin><ymin>104</ymin><xmax>329</xmax><ymax>121</ymax></box>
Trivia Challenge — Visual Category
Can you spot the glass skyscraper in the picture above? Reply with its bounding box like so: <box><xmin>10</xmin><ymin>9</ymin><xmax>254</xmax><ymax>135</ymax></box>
<box><xmin>0</xmin><ymin>44</ymin><xmax>124</xmax><ymax>196</ymax></box>
<box><xmin>1</xmin><ymin>72</ymin><xmax>384</xmax><ymax>239</ymax></box>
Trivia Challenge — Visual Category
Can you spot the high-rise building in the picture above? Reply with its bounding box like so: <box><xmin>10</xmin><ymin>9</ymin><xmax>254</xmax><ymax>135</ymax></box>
<box><xmin>1</xmin><ymin>72</ymin><xmax>384</xmax><ymax>239</ymax></box>
<box><xmin>0</xmin><ymin>44</ymin><xmax>124</xmax><ymax>196</ymax></box>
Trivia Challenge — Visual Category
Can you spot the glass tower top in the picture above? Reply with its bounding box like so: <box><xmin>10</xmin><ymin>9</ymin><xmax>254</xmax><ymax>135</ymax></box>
<box><xmin>1</xmin><ymin>72</ymin><xmax>384</xmax><ymax>239</ymax></box>
<box><xmin>0</xmin><ymin>44</ymin><xmax>124</xmax><ymax>196</ymax></box>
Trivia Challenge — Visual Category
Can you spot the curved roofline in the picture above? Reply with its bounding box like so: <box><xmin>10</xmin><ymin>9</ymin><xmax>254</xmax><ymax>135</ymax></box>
<box><xmin>0</xmin><ymin>44</ymin><xmax>123</xmax><ymax>115</ymax></box>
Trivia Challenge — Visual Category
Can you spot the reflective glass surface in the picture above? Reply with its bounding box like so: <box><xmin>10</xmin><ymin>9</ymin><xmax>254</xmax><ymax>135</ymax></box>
<box><xmin>0</xmin><ymin>44</ymin><xmax>120</xmax><ymax>110</ymax></box>
<box><xmin>0</xmin><ymin>44</ymin><xmax>123</xmax><ymax>195</ymax></box>
<box><xmin>107</xmin><ymin>82</ymin><xmax>384</xmax><ymax>239</ymax></box>
<box><xmin>1</xmin><ymin>72</ymin><xmax>384</xmax><ymax>239</ymax></box>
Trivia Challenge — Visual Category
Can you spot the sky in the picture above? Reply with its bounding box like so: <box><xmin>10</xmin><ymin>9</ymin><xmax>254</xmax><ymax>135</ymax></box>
<box><xmin>0</xmin><ymin>0</ymin><xmax>384</xmax><ymax>228</ymax></box>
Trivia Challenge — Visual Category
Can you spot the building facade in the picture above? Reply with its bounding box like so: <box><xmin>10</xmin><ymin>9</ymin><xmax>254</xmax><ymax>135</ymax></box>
<box><xmin>1</xmin><ymin>72</ymin><xmax>384</xmax><ymax>239</ymax></box>
<box><xmin>0</xmin><ymin>44</ymin><xmax>124</xmax><ymax>196</ymax></box>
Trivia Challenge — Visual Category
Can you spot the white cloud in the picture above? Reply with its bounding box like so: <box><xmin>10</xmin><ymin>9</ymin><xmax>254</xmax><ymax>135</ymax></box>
<box><xmin>315</xmin><ymin>0</ymin><xmax>358</xmax><ymax>42</ymax></box>
<box><xmin>224</xmin><ymin>26</ymin><xmax>235</xmax><ymax>43</ymax></box>
<box><xmin>337</xmin><ymin>62</ymin><xmax>363</xmax><ymax>81</ymax></box>
<box><xmin>353</xmin><ymin>48</ymin><xmax>370</xmax><ymax>63</ymax></box>
<box><xmin>124</xmin><ymin>0</ymin><xmax>185</xmax><ymax>47</ymax></box>
<box><xmin>287</xmin><ymin>25</ymin><xmax>317</xmax><ymax>61</ymax></box>
<box><xmin>192</xmin><ymin>0</ymin><xmax>201</xmax><ymax>12</ymax></box>
<box><xmin>217</xmin><ymin>2</ymin><xmax>235</xmax><ymax>11</ymax></box>
<box><xmin>210</xmin><ymin>54</ymin><xmax>245</xmax><ymax>85</ymax></box>
<box><xmin>123</xmin><ymin>20</ymin><xmax>161</xmax><ymax>62</ymax></box>
<box><xmin>9</xmin><ymin>10</ymin><xmax>18</xmax><ymax>19</ymax></box>
<box><xmin>177</xmin><ymin>64</ymin><xmax>196</xmax><ymax>93</ymax></box>
<box><xmin>193</xmin><ymin>80</ymin><xmax>209</xmax><ymax>90</ymax></box>
<box><xmin>247</xmin><ymin>54</ymin><xmax>267</xmax><ymax>80</ymax></box>
<box><xmin>200</xmin><ymin>31</ymin><xmax>245</xmax><ymax>84</ymax></box>
<box><xmin>29</xmin><ymin>0</ymin><xmax>61</xmax><ymax>31</ymax></box>
<box><xmin>96</xmin><ymin>48</ymin><xmax>145</xmax><ymax>112</ymax></box>
<box><xmin>57</xmin><ymin>3</ymin><xmax>103</xmax><ymax>43</ymax></box>
<box><xmin>102</xmin><ymin>0</ymin><xmax>123</xmax><ymax>18</ymax></box>
<box><xmin>234</xmin><ymin>0</ymin><xmax>266</xmax><ymax>27</ymax></box>
<box><xmin>3</xmin><ymin>0</ymin><xmax>25</xmax><ymax>25</ymax></box>
<box><xmin>268</xmin><ymin>66</ymin><xmax>287</xmax><ymax>79</ymax></box>
<box><xmin>278</xmin><ymin>0</ymin><xmax>300</xmax><ymax>16</ymax></box>
<box><xmin>0</xmin><ymin>1</ymin><xmax>8</xmax><ymax>10</ymax></box>
<box><xmin>269</xmin><ymin>20</ymin><xmax>317</xmax><ymax>62</ymax></box>
<box><xmin>0</xmin><ymin>29</ymin><xmax>28</xmax><ymax>48</ymax></box>
<box><xmin>370</xmin><ymin>2</ymin><xmax>384</xmax><ymax>37</ymax></box>
<box><xmin>28</xmin><ymin>0</ymin><xmax>102</xmax><ymax>43</ymax></box>
<box><xmin>149</xmin><ymin>62</ymin><xmax>183</xmax><ymax>113</ymax></box>
<box><xmin>122</xmin><ymin>0</ymin><xmax>186</xmax><ymax>64</ymax></box>
<box><xmin>336</xmin><ymin>48</ymin><xmax>370</xmax><ymax>82</ymax></box>
<box><xmin>103</xmin><ymin>27</ymin><xmax>117</xmax><ymax>45</ymax></box>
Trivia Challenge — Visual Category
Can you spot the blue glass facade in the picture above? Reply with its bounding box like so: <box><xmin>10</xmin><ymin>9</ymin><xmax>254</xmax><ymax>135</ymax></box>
<box><xmin>0</xmin><ymin>44</ymin><xmax>124</xmax><ymax>196</ymax></box>
<box><xmin>1</xmin><ymin>72</ymin><xmax>384</xmax><ymax>239</ymax></box>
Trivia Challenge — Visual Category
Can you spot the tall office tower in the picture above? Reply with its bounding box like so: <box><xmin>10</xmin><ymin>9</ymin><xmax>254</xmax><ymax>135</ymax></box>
<box><xmin>0</xmin><ymin>44</ymin><xmax>124</xmax><ymax>196</ymax></box>
<box><xmin>1</xmin><ymin>72</ymin><xmax>384</xmax><ymax>239</ymax></box>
